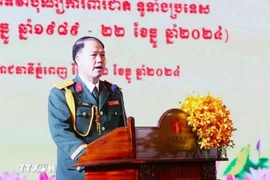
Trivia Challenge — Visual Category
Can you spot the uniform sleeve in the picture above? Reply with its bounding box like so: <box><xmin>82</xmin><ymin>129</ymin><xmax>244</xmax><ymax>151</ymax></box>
<box><xmin>48</xmin><ymin>87</ymin><xmax>86</xmax><ymax>160</ymax></box>
<box><xmin>118</xmin><ymin>90</ymin><xmax>127</xmax><ymax>127</ymax></box>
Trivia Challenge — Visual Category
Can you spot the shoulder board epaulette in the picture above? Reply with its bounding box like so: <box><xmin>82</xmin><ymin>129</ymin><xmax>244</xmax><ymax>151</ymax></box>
<box><xmin>104</xmin><ymin>80</ymin><xmax>122</xmax><ymax>90</ymax></box>
<box><xmin>54</xmin><ymin>80</ymin><xmax>75</xmax><ymax>89</ymax></box>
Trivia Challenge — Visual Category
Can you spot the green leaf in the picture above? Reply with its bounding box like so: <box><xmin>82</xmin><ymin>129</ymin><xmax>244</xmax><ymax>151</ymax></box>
<box><xmin>223</xmin><ymin>145</ymin><xmax>250</xmax><ymax>176</ymax></box>
<box><xmin>257</xmin><ymin>158</ymin><xmax>269</xmax><ymax>168</ymax></box>
<box><xmin>234</xmin><ymin>159</ymin><xmax>256</xmax><ymax>180</ymax></box>
<box><xmin>223</xmin><ymin>158</ymin><xmax>237</xmax><ymax>175</ymax></box>
<box><xmin>235</xmin><ymin>169</ymin><xmax>248</xmax><ymax>180</ymax></box>
<box><xmin>243</xmin><ymin>158</ymin><xmax>256</xmax><ymax>173</ymax></box>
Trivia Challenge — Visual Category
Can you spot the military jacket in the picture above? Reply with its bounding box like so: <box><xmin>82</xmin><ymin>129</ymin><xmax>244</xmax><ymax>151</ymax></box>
<box><xmin>48</xmin><ymin>75</ymin><xmax>126</xmax><ymax>180</ymax></box>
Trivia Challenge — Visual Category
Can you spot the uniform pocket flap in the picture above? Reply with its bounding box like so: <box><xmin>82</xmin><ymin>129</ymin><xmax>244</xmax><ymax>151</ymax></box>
<box><xmin>76</xmin><ymin>107</ymin><xmax>92</xmax><ymax>117</ymax></box>
<box><xmin>108</xmin><ymin>105</ymin><xmax>122</xmax><ymax>115</ymax></box>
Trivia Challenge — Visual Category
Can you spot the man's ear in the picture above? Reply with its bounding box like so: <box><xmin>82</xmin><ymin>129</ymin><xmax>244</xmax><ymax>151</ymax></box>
<box><xmin>75</xmin><ymin>55</ymin><xmax>80</xmax><ymax>66</ymax></box>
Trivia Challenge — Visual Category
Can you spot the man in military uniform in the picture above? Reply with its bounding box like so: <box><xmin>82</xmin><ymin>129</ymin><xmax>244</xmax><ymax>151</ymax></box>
<box><xmin>48</xmin><ymin>36</ymin><xmax>127</xmax><ymax>180</ymax></box>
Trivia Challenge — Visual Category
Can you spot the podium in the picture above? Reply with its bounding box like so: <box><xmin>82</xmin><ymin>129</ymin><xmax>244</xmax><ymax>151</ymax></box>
<box><xmin>74</xmin><ymin>108</ymin><xmax>228</xmax><ymax>180</ymax></box>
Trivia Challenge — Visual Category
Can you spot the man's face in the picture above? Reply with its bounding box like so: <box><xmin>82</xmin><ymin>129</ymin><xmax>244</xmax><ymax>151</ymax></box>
<box><xmin>76</xmin><ymin>39</ymin><xmax>106</xmax><ymax>82</ymax></box>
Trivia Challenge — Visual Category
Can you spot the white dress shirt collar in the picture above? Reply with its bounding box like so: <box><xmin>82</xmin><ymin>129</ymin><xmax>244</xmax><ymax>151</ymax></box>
<box><xmin>78</xmin><ymin>75</ymin><xmax>100</xmax><ymax>93</ymax></box>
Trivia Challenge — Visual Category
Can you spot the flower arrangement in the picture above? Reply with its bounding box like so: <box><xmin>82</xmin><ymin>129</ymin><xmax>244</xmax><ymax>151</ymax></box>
<box><xmin>179</xmin><ymin>92</ymin><xmax>237</xmax><ymax>152</ymax></box>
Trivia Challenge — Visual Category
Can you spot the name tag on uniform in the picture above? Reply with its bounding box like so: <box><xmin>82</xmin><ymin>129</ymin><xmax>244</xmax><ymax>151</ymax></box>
<box><xmin>78</xmin><ymin>102</ymin><xmax>93</xmax><ymax>107</ymax></box>
<box><xmin>107</xmin><ymin>100</ymin><xmax>119</xmax><ymax>106</ymax></box>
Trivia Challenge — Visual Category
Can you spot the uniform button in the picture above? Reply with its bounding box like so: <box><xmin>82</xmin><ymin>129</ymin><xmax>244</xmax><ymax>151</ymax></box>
<box><xmin>115</xmin><ymin>112</ymin><xmax>117</xmax><ymax>115</ymax></box>
<box><xmin>101</xmin><ymin>126</ymin><xmax>105</xmax><ymax>131</ymax></box>
<box><xmin>82</xmin><ymin>112</ymin><xmax>87</xmax><ymax>117</ymax></box>
<box><xmin>100</xmin><ymin>111</ymin><xmax>103</xmax><ymax>116</ymax></box>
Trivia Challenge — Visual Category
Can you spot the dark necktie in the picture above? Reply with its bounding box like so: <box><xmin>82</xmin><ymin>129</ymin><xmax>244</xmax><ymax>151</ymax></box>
<box><xmin>92</xmin><ymin>86</ymin><xmax>99</xmax><ymax>102</ymax></box>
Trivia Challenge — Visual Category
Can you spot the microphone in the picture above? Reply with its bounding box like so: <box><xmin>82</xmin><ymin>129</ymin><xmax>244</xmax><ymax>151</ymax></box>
<box><xmin>111</xmin><ymin>84</ymin><xmax>127</xmax><ymax>127</ymax></box>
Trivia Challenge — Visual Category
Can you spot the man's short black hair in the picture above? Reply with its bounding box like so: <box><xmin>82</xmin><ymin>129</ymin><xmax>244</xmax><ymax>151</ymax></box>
<box><xmin>72</xmin><ymin>36</ymin><xmax>105</xmax><ymax>64</ymax></box>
